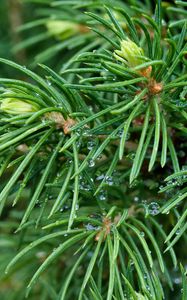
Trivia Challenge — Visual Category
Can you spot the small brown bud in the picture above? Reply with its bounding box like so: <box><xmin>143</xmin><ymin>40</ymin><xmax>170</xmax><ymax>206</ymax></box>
<box><xmin>62</xmin><ymin>118</ymin><xmax>76</xmax><ymax>135</ymax></box>
<box><xmin>140</xmin><ymin>66</ymin><xmax>152</xmax><ymax>78</ymax></box>
<box><xmin>149</xmin><ymin>80</ymin><xmax>163</xmax><ymax>95</ymax></box>
<box><xmin>44</xmin><ymin>112</ymin><xmax>76</xmax><ymax>134</ymax></box>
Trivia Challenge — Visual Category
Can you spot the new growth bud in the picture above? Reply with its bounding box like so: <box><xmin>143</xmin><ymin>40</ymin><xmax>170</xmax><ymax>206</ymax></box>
<box><xmin>114</xmin><ymin>39</ymin><xmax>144</xmax><ymax>68</ymax></box>
<box><xmin>46</xmin><ymin>20</ymin><xmax>83</xmax><ymax>40</ymax></box>
<box><xmin>0</xmin><ymin>98</ymin><xmax>40</xmax><ymax>115</ymax></box>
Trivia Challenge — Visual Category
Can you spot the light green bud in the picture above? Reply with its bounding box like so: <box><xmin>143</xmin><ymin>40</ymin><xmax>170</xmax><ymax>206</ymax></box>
<box><xmin>0</xmin><ymin>98</ymin><xmax>40</xmax><ymax>115</ymax></box>
<box><xmin>46</xmin><ymin>20</ymin><xmax>80</xmax><ymax>40</ymax></box>
<box><xmin>114</xmin><ymin>39</ymin><xmax>144</xmax><ymax>67</ymax></box>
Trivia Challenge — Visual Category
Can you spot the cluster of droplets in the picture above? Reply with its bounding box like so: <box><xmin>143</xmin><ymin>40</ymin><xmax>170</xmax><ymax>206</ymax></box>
<box><xmin>79</xmin><ymin>175</ymin><xmax>92</xmax><ymax>192</ymax></box>
<box><xmin>165</xmin><ymin>178</ymin><xmax>183</xmax><ymax>188</ymax></box>
<box><xmin>95</xmin><ymin>173</ymin><xmax>114</xmax><ymax>186</ymax></box>
<box><xmin>117</xmin><ymin>128</ymin><xmax>130</xmax><ymax>140</ymax></box>
<box><xmin>97</xmin><ymin>170</ymin><xmax>120</xmax><ymax>187</ymax></box>
<box><xmin>173</xmin><ymin>99</ymin><xmax>187</xmax><ymax>108</ymax></box>
<box><xmin>75</xmin><ymin>127</ymin><xmax>92</xmax><ymax>137</ymax></box>
<box><xmin>35</xmin><ymin>200</ymin><xmax>43</xmax><ymax>208</ymax></box>
<box><xmin>85</xmin><ymin>223</ymin><xmax>100</xmax><ymax>231</ymax></box>
<box><xmin>82</xmin><ymin>128</ymin><xmax>92</xmax><ymax>137</ymax></box>
<box><xmin>60</xmin><ymin>205</ymin><xmax>69</xmax><ymax>213</ymax></box>
<box><xmin>98</xmin><ymin>189</ymin><xmax>107</xmax><ymax>201</ymax></box>
<box><xmin>104</xmin><ymin>175</ymin><xmax>114</xmax><ymax>186</ymax></box>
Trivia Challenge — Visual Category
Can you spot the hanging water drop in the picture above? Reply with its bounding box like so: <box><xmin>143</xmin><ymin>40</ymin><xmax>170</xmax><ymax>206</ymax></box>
<box><xmin>88</xmin><ymin>159</ymin><xmax>95</xmax><ymax>167</ymax></box>
<box><xmin>134</xmin><ymin>196</ymin><xmax>139</xmax><ymax>202</ymax></box>
<box><xmin>87</xmin><ymin>140</ymin><xmax>96</xmax><ymax>150</ymax></box>
<box><xmin>148</xmin><ymin>202</ymin><xmax>160</xmax><ymax>216</ymax></box>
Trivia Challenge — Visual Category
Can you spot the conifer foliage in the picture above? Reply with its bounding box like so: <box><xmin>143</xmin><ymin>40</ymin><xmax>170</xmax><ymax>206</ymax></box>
<box><xmin>0</xmin><ymin>1</ymin><xmax>187</xmax><ymax>299</ymax></box>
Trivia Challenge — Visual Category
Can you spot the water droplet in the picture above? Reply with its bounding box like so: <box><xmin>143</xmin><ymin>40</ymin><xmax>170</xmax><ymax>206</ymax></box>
<box><xmin>117</xmin><ymin>128</ymin><xmax>123</xmax><ymax>138</ymax></box>
<box><xmin>105</xmin><ymin>176</ymin><xmax>113</xmax><ymax>186</ymax></box>
<box><xmin>173</xmin><ymin>277</ymin><xmax>181</xmax><ymax>284</ymax></box>
<box><xmin>88</xmin><ymin>159</ymin><xmax>95</xmax><ymax>167</ymax></box>
<box><xmin>80</xmin><ymin>181</ymin><xmax>91</xmax><ymax>191</ymax></box>
<box><xmin>144</xmin><ymin>273</ymin><xmax>148</xmax><ymax>279</ymax></box>
<box><xmin>87</xmin><ymin>251</ymin><xmax>94</xmax><ymax>258</ymax></box>
<box><xmin>75</xmin><ymin>128</ymin><xmax>82</xmax><ymax>136</ymax></box>
<box><xmin>46</xmin><ymin>79</ymin><xmax>52</xmax><ymax>86</ymax></box>
<box><xmin>96</xmin><ymin>174</ymin><xmax>105</xmax><ymax>181</ymax></box>
<box><xmin>60</xmin><ymin>205</ymin><xmax>69</xmax><ymax>212</ymax></box>
<box><xmin>148</xmin><ymin>202</ymin><xmax>160</xmax><ymax>216</ymax></box>
<box><xmin>66</xmin><ymin>159</ymin><xmax>73</xmax><ymax>165</ymax></box>
<box><xmin>85</xmin><ymin>223</ymin><xmax>100</xmax><ymax>231</ymax></box>
<box><xmin>140</xmin><ymin>231</ymin><xmax>145</xmax><ymax>237</ymax></box>
<box><xmin>96</xmin><ymin>154</ymin><xmax>102</xmax><ymax>160</ymax></box>
<box><xmin>130</xmin><ymin>260</ymin><xmax>134</xmax><ymax>266</ymax></box>
<box><xmin>146</xmin><ymin>285</ymin><xmax>150</xmax><ymax>291</ymax></box>
<box><xmin>134</xmin><ymin>196</ymin><xmax>139</xmax><ymax>202</ymax></box>
<box><xmin>82</xmin><ymin>128</ymin><xmax>92</xmax><ymax>137</ymax></box>
<box><xmin>76</xmin><ymin>141</ymin><xmax>81</xmax><ymax>148</ymax></box>
<box><xmin>98</xmin><ymin>190</ymin><xmax>107</xmax><ymax>201</ymax></box>
<box><xmin>176</xmin><ymin>229</ymin><xmax>180</xmax><ymax>235</ymax></box>
<box><xmin>87</xmin><ymin>140</ymin><xmax>96</xmax><ymax>150</ymax></box>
